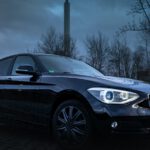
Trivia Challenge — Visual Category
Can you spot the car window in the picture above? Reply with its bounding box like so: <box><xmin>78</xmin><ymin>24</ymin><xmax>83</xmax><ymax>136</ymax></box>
<box><xmin>38</xmin><ymin>55</ymin><xmax>104</xmax><ymax>78</ymax></box>
<box><xmin>11</xmin><ymin>56</ymin><xmax>36</xmax><ymax>75</ymax></box>
<box><xmin>0</xmin><ymin>57</ymin><xmax>14</xmax><ymax>76</ymax></box>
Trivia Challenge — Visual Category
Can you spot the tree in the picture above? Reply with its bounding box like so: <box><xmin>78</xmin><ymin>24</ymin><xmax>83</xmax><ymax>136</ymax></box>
<box><xmin>120</xmin><ymin>0</ymin><xmax>150</xmax><ymax>70</ymax></box>
<box><xmin>139</xmin><ymin>31</ymin><xmax>150</xmax><ymax>68</ymax></box>
<box><xmin>132</xmin><ymin>46</ymin><xmax>147</xmax><ymax>78</ymax></box>
<box><xmin>121</xmin><ymin>47</ymin><xmax>133</xmax><ymax>78</ymax></box>
<box><xmin>85</xmin><ymin>32</ymin><xmax>109</xmax><ymax>73</ymax></box>
<box><xmin>38</xmin><ymin>27</ymin><xmax>76</xmax><ymax>58</ymax></box>
<box><xmin>109</xmin><ymin>39</ymin><xmax>123</xmax><ymax>77</ymax></box>
<box><xmin>121</xmin><ymin>0</ymin><xmax>150</xmax><ymax>33</ymax></box>
<box><xmin>109</xmin><ymin>36</ymin><xmax>133</xmax><ymax>78</ymax></box>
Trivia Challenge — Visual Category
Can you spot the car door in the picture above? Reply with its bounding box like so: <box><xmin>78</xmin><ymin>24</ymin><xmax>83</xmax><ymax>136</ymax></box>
<box><xmin>2</xmin><ymin>55</ymin><xmax>49</xmax><ymax>125</ymax></box>
<box><xmin>0</xmin><ymin>56</ymin><xmax>15</xmax><ymax>121</ymax></box>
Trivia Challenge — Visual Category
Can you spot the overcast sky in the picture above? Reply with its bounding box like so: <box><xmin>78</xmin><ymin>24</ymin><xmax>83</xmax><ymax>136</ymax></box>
<box><xmin>0</xmin><ymin>0</ymin><xmax>137</xmax><ymax>58</ymax></box>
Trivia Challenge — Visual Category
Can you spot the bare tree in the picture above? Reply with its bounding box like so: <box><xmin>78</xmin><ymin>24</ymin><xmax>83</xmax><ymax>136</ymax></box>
<box><xmin>121</xmin><ymin>47</ymin><xmax>133</xmax><ymax>77</ymax></box>
<box><xmin>132</xmin><ymin>46</ymin><xmax>146</xmax><ymax>78</ymax></box>
<box><xmin>139</xmin><ymin>32</ymin><xmax>150</xmax><ymax>68</ymax></box>
<box><xmin>38</xmin><ymin>27</ymin><xmax>76</xmax><ymax>58</ymax></box>
<box><xmin>109</xmin><ymin>39</ymin><xmax>123</xmax><ymax>76</ymax></box>
<box><xmin>109</xmin><ymin>37</ymin><xmax>133</xmax><ymax>78</ymax></box>
<box><xmin>85</xmin><ymin>32</ymin><xmax>109</xmax><ymax>73</ymax></box>
<box><xmin>121</xmin><ymin>0</ymin><xmax>150</xmax><ymax>34</ymax></box>
<box><xmin>121</xmin><ymin>0</ymin><xmax>150</xmax><ymax>65</ymax></box>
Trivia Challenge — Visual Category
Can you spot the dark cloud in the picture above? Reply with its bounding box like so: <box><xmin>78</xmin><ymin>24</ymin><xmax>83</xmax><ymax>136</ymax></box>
<box><xmin>0</xmin><ymin>0</ymin><xmax>135</xmax><ymax>58</ymax></box>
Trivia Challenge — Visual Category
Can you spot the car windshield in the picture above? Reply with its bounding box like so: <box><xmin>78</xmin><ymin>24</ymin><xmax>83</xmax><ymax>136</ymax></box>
<box><xmin>37</xmin><ymin>55</ymin><xmax>104</xmax><ymax>78</ymax></box>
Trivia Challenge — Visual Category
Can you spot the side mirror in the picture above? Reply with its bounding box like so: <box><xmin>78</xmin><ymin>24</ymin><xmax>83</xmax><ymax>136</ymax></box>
<box><xmin>16</xmin><ymin>65</ymin><xmax>38</xmax><ymax>76</ymax></box>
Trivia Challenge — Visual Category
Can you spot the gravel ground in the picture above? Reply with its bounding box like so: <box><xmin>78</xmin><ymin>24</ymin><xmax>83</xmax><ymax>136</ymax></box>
<box><xmin>0</xmin><ymin>124</ymin><xmax>149</xmax><ymax>150</ymax></box>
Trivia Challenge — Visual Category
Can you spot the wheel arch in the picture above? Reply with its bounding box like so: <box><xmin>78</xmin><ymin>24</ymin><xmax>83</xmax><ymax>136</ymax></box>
<box><xmin>51</xmin><ymin>90</ymin><xmax>94</xmax><ymax>118</ymax></box>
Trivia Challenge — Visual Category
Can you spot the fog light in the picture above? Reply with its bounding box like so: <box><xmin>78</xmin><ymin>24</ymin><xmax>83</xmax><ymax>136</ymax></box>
<box><xmin>111</xmin><ymin>121</ymin><xmax>118</xmax><ymax>129</ymax></box>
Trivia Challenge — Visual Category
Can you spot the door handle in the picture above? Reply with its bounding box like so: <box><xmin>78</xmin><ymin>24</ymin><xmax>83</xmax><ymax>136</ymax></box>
<box><xmin>7</xmin><ymin>78</ymin><xmax>12</xmax><ymax>81</ymax></box>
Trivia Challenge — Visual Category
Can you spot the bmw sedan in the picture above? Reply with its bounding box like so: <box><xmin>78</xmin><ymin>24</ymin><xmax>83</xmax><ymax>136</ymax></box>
<box><xmin>0</xmin><ymin>53</ymin><xmax>150</xmax><ymax>149</ymax></box>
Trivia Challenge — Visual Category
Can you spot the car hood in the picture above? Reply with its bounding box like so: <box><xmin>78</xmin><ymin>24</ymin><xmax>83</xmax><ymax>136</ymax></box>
<box><xmin>43</xmin><ymin>74</ymin><xmax>150</xmax><ymax>94</ymax></box>
<box><xmin>104</xmin><ymin>76</ymin><xmax>150</xmax><ymax>94</ymax></box>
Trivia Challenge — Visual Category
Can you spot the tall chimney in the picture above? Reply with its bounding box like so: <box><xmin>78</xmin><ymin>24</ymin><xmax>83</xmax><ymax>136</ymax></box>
<box><xmin>64</xmin><ymin>0</ymin><xmax>70</xmax><ymax>56</ymax></box>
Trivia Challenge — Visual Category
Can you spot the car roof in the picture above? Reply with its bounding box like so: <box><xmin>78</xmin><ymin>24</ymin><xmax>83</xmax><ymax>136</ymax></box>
<box><xmin>0</xmin><ymin>53</ymin><xmax>63</xmax><ymax>61</ymax></box>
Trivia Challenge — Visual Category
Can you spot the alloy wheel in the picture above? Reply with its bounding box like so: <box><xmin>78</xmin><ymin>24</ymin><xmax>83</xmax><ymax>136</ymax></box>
<box><xmin>55</xmin><ymin>105</ymin><xmax>88</xmax><ymax>145</ymax></box>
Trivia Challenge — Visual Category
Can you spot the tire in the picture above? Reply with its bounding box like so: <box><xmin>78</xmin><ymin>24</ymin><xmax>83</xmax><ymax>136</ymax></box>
<box><xmin>52</xmin><ymin>100</ymin><xmax>93</xmax><ymax>150</ymax></box>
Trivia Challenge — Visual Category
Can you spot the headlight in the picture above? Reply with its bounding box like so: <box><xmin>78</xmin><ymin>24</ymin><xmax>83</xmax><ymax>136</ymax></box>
<box><xmin>88</xmin><ymin>88</ymin><xmax>139</xmax><ymax>104</ymax></box>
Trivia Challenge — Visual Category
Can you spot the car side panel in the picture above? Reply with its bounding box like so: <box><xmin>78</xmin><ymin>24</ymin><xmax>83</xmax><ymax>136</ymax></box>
<box><xmin>0</xmin><ymin>76</ymin><xmax>58</xmax><ymax>125</ymax></box>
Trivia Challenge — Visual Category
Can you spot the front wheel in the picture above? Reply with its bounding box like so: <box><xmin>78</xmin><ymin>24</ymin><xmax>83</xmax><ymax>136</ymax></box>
<box><xmin>52</xmin><ymin>100</ymin><xmax>93</xmax><ymax>150</ymax></box>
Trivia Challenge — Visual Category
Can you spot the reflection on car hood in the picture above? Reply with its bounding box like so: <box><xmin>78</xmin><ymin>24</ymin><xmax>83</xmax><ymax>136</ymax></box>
<box><xmin>104</xmin><ymin>76</ymin><xmax>150</xmax><ymax>94</ymax></box>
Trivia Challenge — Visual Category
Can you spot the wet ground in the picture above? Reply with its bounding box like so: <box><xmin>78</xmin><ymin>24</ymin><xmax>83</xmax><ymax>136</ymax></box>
<box><xmin>0</xmin><ymin>124</ymin><xmax>149</xmax><ymax>150</ymax></box>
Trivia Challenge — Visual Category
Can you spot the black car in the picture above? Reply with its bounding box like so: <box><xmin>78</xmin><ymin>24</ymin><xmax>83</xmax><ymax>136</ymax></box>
<box><xmin>0</xmin><ymin>53</ymin><xmax>150</xmax><ymax>149</ymax></box>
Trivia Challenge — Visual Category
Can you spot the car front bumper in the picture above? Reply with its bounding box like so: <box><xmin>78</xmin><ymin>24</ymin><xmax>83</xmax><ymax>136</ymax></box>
<box><xmin>93</xmin><ymin>114</ymin><xmax>150</xmax><ymax>133</ymax></box>
<box><xmin>86</xmin><ymin>92</ymin><xmax>150</xmax><ymax>133</ymax></box>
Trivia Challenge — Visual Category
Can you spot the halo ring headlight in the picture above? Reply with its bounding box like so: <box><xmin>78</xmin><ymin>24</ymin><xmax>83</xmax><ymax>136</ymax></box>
<box><xmin>88</xmin><ymin>88</ymin><xmax>139</xmax><ymax>104</ymax></box>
